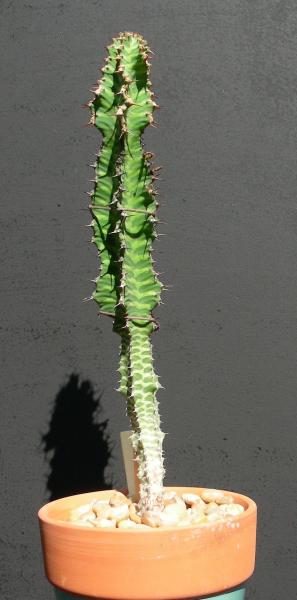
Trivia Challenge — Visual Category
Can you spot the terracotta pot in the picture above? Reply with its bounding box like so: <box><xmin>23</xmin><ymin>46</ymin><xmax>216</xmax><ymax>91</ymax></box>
<box><xmin>38</xmin><ymin>487</ymin><xmax>257</xmax><ymax>600</ymax></box>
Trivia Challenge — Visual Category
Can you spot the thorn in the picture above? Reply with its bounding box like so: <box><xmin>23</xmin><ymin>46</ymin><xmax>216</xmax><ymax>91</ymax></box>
<box><xmin>115</xmin><ymin>85</ymin><xmax>127</xmax><ymax>96</ymax></box>
<box><xmin>83</xmin><ymin>117</ymin><xmax>95</xmax><ymax>127</ymax></box>
<box><xmin>119</xmin><ymin>126</ymin><xmax>128</xmax><ymax>138</ymax></box>
<box><xmin>93</xmin><ymin>85</ymin><xmax>103</xmax><ymax>95</ymax></box>
<box><xmin>125</xmin><ymin>97</ymin><xmax>137</xmax><ymax>106</ymax></box>
<box><xmin>116</xmin><ymin>105</ymin><xmax>127</xmax><ymax>116</ymax></box>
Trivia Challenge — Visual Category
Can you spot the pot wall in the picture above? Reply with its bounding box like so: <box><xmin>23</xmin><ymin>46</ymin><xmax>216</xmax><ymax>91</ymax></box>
<box><xmin>39</xmin><ymin>488</ymin><xmax>256</xmax><ymax>600</ymax></box>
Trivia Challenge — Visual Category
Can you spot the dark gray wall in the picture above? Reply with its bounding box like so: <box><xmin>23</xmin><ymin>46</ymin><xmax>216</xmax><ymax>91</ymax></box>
<box><xmin>1</xmin><ymin>1</ymin><xmax>296</xmax><ymax>598</ymax></box>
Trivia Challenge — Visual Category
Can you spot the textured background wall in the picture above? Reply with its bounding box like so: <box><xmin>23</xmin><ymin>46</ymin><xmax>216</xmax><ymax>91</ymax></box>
<box><xmin>1</xmin><ymin>1</ymin><xmax>297</xmax><ymax>598</ymax></box>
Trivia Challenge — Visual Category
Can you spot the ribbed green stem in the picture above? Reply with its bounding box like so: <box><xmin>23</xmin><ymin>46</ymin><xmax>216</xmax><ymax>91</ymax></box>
<box><xmin>118</xmin><ymin>328</ymin><xmax>130</xmax><ymax>397</ymax></box>
<box><xmin>89</xmin><ymin>32</ymin><xmax>165</xmax><ymax>511</ymax></box>
<box><xmin>90</xmin><ymin>40</ymin><xmax>123</xmax><ymax>314</ymax></box>
<box><xmin>128</xmin><ymin>322</ymin><xmax>164</xmax><ymax>509</ymax></box>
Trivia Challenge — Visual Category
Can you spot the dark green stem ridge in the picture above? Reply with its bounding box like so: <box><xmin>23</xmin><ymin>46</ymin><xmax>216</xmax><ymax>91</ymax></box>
<box><xmin>88</xmin><ymin>33</ymin><xmax>165</xmax><ymax>511</ymax></box>
<box><xmin>90</xmin><ymin>39</ymin><xmax>123</xmax><ymax>315</ymax></box>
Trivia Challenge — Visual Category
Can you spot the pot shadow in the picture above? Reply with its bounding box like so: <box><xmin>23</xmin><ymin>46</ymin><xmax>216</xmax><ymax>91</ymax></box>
<box><xmin>41</xmin><ymin>373</ymin><xmax>112</xmax><ymax>501</ymax></box>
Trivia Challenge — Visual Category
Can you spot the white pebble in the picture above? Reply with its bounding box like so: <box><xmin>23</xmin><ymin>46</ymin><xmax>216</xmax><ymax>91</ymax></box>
<box><xmin>117</xmin><ymin>519</ymin><xmax>138</xmax><ymax>529</ymax></box>
<box><xmin>204</xmin><ymin>502</ymin><xmax>220</xmax><ymax>515</ymax></box>
<box><xmin>109</xmin><ymin>492</ymin><xmax>131</xmax><ymax>506</ymax></box>
<box><xmin>71</xmin><ymin>520</ymin><xmax>94</xmax><ymax>528</ymax></box>
<box><xmin>201</xmin><ymin>489</ymin><xmax>226</xmax><ymax>503</ymax></box>
<box><xmin>163</xmin><ymin>499</ymin><xmax>187</xmax><ymax>520</ymax></box>
<box><xmin>93</xmin><ymin>518</ymin><xmax>117</xmax><ymax>528</ymax></box>
<box><xmin>92</xmin><ymin>504</ymin><xmax>113</xmax><ymax>519</ymax></box>
<box><xmin>188</xmin><ymin>506</ymin><xmax>206</xmax><ymax>524</ymax></box>
<box><xmin>69</xmin><ymin>504</ymin><xmax>92</xmax><ymax>521</ymax></box>
<box><xmin>159</xmin><ymin>511</ymin><xmax>180</xmax><ymax>526</ymax></box>
<box><xmin>206</xmin><ymin>512</ymin><xmax>222</xmax><ymax>522</ymax></box>
<box><xmin>218</xmin><ymin>503</ymin><xmax>244</xmax><ymax>517</ymax></box>
<box><xmin>216</xmin><ymin>495</ymin><xmax>234</xmax><ymax>505</ymax></box>
<box><xmin>109</xmin><ymin>503</ymin><xmax>130</xmax><ymax>523</ymax></box>
<box><xmin>79</xmin><ymin>510</ymin><xmax>96</xmax><ymax>522</ymax></box>
<box><xmin>142</xmin><ymin>510</ymin><xmax>161</xmax><ymax>528</ymax></box>
<box><xmin>182</xmin><ymin>493</ymin><xmax>201</xmax><ymax>506</ymax></box>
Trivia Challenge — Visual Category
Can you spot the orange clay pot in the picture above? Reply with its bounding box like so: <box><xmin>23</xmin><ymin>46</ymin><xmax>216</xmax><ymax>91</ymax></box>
<box><xmin>38</xmin><ymin>487</ymin><xmax>257</xmax><ymax>600</ymax></box>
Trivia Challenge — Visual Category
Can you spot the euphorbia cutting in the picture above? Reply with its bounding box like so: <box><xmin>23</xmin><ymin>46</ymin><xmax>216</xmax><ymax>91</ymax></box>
<box><xmin>37</xmin><ymin>33</ymin><xmax>257</xmax><ymax>600</ymax></box>
<box><xmin>88</xmin><ymin>32</ymin><xmax>165</xmax><ymax>513</ymax></box>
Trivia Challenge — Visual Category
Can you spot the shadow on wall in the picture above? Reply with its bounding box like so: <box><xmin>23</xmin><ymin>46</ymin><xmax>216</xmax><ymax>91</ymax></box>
<box><xmin>41</xmin><ymin>374</ymin><xmax>112</xmax><ymax>500</ymax></box>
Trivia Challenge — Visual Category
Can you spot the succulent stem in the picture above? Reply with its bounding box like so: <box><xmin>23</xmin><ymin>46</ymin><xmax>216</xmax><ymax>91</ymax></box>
<box><xmin>89</xmin><ymin>32</ymin><xmax>165</xmax><ymax>512</ymax></box>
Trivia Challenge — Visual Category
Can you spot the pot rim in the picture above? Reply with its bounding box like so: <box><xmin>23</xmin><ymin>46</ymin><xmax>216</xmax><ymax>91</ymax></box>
<box><xmin>38</xmin><ymin>486</ymin><xmax>257</xmax><ymax>533</ymax></box>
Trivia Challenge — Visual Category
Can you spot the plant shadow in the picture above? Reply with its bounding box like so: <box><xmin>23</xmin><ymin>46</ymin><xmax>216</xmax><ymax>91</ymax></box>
<box><xmin>41</xmin><ymin>373</ymin><xmax>112</xmax><ymax>501</ymax></box>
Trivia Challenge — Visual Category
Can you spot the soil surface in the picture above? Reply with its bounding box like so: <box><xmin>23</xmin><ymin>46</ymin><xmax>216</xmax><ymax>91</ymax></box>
<box><xmin>67</xmin><ymin>488</ymin><xmax>245</xmax><ymax>529</ymax></box>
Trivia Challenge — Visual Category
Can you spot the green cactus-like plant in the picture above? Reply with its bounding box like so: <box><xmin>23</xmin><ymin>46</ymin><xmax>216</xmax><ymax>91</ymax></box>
<box><xmin>88</xmin><ymin>32</ymin><xmax>165</xmax><ymax>512</ymax></box>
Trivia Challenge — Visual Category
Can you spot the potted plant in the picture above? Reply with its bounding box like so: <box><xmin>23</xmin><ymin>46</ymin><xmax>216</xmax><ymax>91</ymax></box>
<box><xmin>38</xmin><ymin>32</ymin><xmax>257</xmax><ymax>600</ymax></box>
